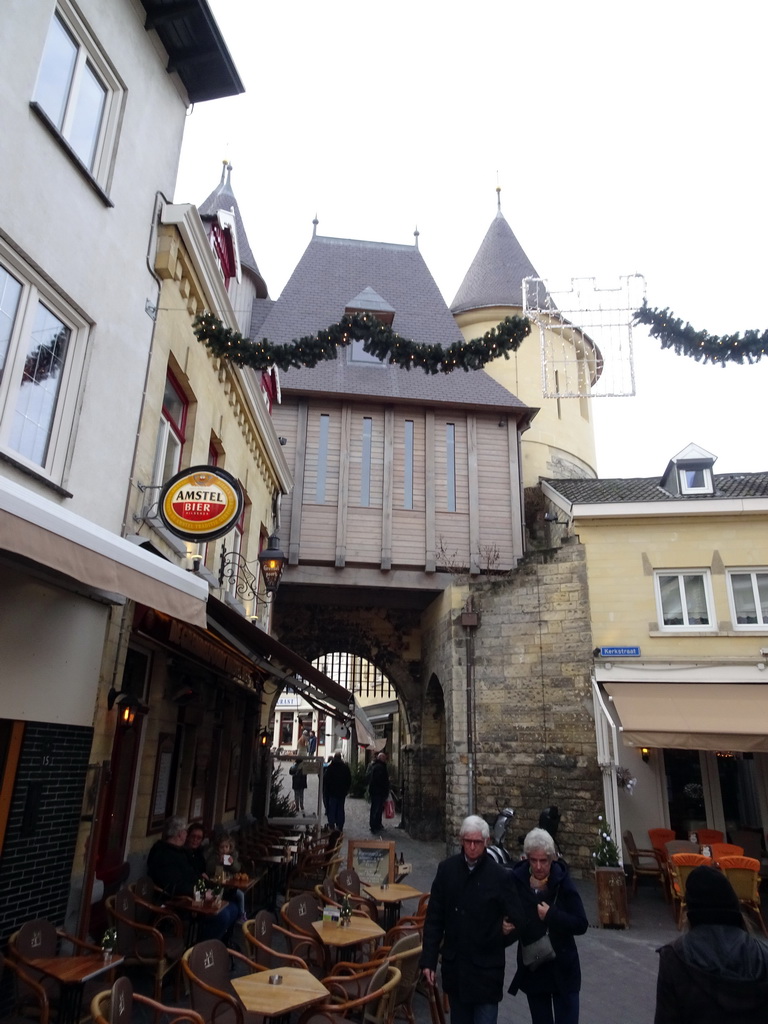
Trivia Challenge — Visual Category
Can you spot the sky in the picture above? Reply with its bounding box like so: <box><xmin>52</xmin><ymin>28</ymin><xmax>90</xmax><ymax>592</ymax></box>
<box><xmin>174</xmin><ymin>1</ymin><xmax>768</xmax><ymax>478</ymax></box>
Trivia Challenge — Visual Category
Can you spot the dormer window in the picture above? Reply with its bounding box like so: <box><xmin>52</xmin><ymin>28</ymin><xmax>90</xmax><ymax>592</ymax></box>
<box><xmin>660</xmin><ymin>443</ymin><xmax>716</xmax><ymax>497</ymax></box>
<box><xmin>679</xmin><ymin>465</ymin><xmax>713</xmax><ymax>495</ymax></box>
<box><xmin>344</xmin><ymin>287</ymin><xmax>394</xmax><ymax>366</ymax></box>
<box><xmin>209</xmin><ymin>209</ymin><xmax>241</xmax><ymax>286</ymax></box>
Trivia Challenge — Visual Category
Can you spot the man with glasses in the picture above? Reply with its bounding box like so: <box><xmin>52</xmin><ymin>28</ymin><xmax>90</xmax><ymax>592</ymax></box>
<box><xmin>420</xmin><ymin>815</ymin><xmax>522</xmax><ymax>1024</ymax></box>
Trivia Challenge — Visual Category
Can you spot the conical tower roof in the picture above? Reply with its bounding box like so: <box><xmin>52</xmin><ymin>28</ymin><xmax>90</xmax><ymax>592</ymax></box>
<box><xmin>451</xmin><ymin>197</ymin><xmax>540</xmax><ymax>313</ymax></box>
<box><xmin>198</xmin><ymin>162</ymin><xmax>268</xmax><ymax>298</ymax></box>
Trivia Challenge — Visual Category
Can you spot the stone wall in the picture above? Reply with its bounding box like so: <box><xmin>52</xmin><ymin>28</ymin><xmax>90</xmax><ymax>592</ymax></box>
<box><xmin>420</xmin><ymin>540</ymin><xmax>602</xmax><ymax>870</ymax></box>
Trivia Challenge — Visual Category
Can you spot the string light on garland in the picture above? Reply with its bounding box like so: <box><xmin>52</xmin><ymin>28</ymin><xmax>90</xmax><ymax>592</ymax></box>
<box><xmin>193</xmin><ymin>311</ymin><xmax>531</xmax><ymax>376</ymax></box>
<box><xmin>634</xmin><ymin>302</ymin><xmax>768</xmax><ymax>366</ymax></box>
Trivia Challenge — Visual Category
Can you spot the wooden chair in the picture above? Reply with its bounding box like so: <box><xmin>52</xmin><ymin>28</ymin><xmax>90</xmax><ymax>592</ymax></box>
<box><xmin>7</xmin><ymin>917</ymin><xmax>103</xmax><ymax>1019</ymax></box>
<box><xmin>696</xmin><ymin>828</ymin><xmax>725</xmax><ymax>846</ymax></box>
<box><xmin>0</xmin><ymin>950</ymin><xmax>50</xmax><ymax>1024</ymax></box>
<box><xmin>106</xmin><ymin>886</ymin><xmax>185</xmax><ymax>1001</ymax></box>
<box><xmin>299</xmin><ymin>963</ymin><xmax>401</xmax><ymax>1024</ymax></box>
<box><xmin>182</xmin><ymin>939</ymin><xmax>267</xmax><ymax>1024</ymax></box>
<box><xmin>709</xmin><ymin>842</ymin><xmax>744</xmax><ymax>864</ymax></box>
<box><xmin>327</xmin><ymin>929</ymin><xmax>421</xmax><ymax>1024</ymax></box>
<box><xmin>668</xmin><ymin>853</ymin><xmax>713</xmax><ymax>928</ymax></box>
<box><xmin>90</xmin><ymin>975</ymin><xmax>205</xmax><ymax>1024</ymax></box>
<box><xmin>718</xmin><ymin>856</ymin><xmax>767</xmax><ymax>935</ymax></box>
<box><xmin>622</xmin><ymin>831</ymin><xmax>666</xmax><ymax>899</ymax></box>
<box><xmin>285</xmin><ymin>835</ymin><xmax>343</xmax><ymax>898</ymax></box>
<box><xmin>241</xmin><ymin>910</ymin><xmax>312</xmax><ymax>972</ymax></box>
<box><xmin>277</xmin><ymin>895</ymin><xmax>327</xmax><ymax>973</ymax></box>
<box><xmin>318</xmin><ymin>872</ymin><xmax>380</xmax><ymax>922</ymax></box>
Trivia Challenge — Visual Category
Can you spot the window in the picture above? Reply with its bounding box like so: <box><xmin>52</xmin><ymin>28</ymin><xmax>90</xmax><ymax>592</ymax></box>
<box><xmin>728</xmin><ymin>570</ymin><xmax>768</xmax><ymax>628</ymax></box>
<box><xmin>0</xmin><ymin>248</ymin><xmax>87</xmax><ymax>476</ymax></box>
<box><xmin>655</xmin><ymin>571</ymin><xmax>713</xmax><ymax>628</ymax></box>
<box><xmin>360</xmin><ymin>417</ymin><xmax>372</xmax><ymax>506</ymax></box>
<box><xmin>403</xmin><ymin>419</ymin><xmax>414</xmax><ymax>510</ymax></box>
<box><xmin>33</xmin><ymin>4</ymin><xmax>123</xmax><ymax>185</ymax></box>
<box><xmin>446</xmin><ymin>423</ymin><xmax>456</xmax><ymax>512</ymax></box>
<box><xmin>315</xmin><ymin>414</ymin><xmax>330</xmax><ymax>503</ymax></box>
<box><xmin>678</xmin><ymin>466</ymin><xmax>713</xmax><ymax>495</ymax></box>
<box><xmin>349</xmin><ymin>340</ymin><xmax>384</xmax><ymax>365</ymax></box>
<box><xmin>152</xmin><ymin>373</ymin><xmax>187</xmax><ymax>486</ymax></box>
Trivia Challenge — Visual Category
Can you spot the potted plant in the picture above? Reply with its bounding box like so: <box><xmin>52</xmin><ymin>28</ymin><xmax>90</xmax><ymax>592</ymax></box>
<box><xmin>101</xmin><ymin>926</ymin><xmax>118</xmax><ymax>961</ymax></box>
<box><xmin>592</xmin><ymin>816</ymin><xmax>629</xmax><ymax>928</ymax></box>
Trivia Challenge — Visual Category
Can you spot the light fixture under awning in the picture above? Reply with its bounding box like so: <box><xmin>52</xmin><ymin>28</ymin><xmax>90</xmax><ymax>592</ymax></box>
<box><xmin>0</xmin><ymin>475</ymin><xmax>208</xmax><ymax>627</ymax></box>
<box><xmin>603</xmin><ymin>682</ymin><xmax>768</xmax><ymax>752</ymax></box>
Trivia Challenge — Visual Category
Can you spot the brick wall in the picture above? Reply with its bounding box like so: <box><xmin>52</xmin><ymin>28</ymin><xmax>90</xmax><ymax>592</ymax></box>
<box><xmin>0</xmin><ymin>719</ymin><xmax>92</xmax><ymax>1009</ymax></box>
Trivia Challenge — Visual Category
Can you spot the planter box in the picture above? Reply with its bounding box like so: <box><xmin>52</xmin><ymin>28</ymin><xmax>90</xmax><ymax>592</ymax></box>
<box><xmin>595</xmin><ymin>866</ymin><xmax>629</xmax><ymax>928</ymax></box>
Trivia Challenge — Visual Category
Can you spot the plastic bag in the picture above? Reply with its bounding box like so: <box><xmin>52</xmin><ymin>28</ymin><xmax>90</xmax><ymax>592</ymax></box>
<box><xmin>384</xmin><ymin>794</ymin><xmax>396</xmax><ymax>819</ymax></box>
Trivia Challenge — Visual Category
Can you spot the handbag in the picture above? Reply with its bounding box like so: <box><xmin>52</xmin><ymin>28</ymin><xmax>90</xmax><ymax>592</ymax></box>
<box><xmin>521</xmin><ymin>932</ymin><xmax>556</xmax><ymax>970</ymax></box>
<box><xmin>384</xmin><ymin>792</ymin><xmax>396</xmax><ymax>819</ymax></box>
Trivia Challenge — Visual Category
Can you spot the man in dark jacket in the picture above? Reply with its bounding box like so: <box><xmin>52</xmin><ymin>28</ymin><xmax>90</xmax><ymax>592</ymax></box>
<box><xmin>420</xmin><ymin>815</ymin><xmax>522</xmax><ymax>1024</ymax></box>
<box><xmin>323</xmin><ymin>750</ymin><xmax>352</xmax><ymax>832</ymax></box>
<box><xmin>655</xmin><ymin>864</ymin><xmax>768</xmax><ymax>1023</ymax></box>
<box><xmin>368</xmin><ymin>751</ymin><xmax>390</xmax><ymax>833</ymax></box>
<box><xmin>147</xmin><ymin>816</ymin><xmax>238</xmax><ymax>941</ymax></box>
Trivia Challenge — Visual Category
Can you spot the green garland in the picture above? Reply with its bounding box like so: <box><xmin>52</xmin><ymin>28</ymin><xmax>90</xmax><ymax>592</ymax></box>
<box><xmin>193</xmin><ymin>311</ymin><xmax>531</xmax><ymax>375</ymax></box>
<box><xmin>634</xmin><ymin>302</ymin><xmax>768</xmax><ymax>366</ymax></box>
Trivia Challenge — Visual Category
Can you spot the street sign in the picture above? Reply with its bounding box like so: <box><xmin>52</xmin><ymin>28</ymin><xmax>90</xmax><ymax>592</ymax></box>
<box><xmin>599</xmin><ymin>646</ymin><xmax>640</xmax><ymax>657</ymax></box>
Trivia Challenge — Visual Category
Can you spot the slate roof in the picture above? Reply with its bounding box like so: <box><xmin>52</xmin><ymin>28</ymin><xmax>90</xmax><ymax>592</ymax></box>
<box><xmin>545</xmin><ymin>473</ymin><xmax>768</xmax><ymax>506</ymax></box>
<box><xmin>252</xmin><ymin>233</ymin><xmax>533</xmax><ymax>412</ymax></box>
<box><xmin>198</xmin><ymin>164</ymin><xmax>268</xmax><ymax>297</ymax></box>
<box><xmin>451</xmin><ymin>209</ymin><xmax>541</xmax><ymax>313</ymax></box>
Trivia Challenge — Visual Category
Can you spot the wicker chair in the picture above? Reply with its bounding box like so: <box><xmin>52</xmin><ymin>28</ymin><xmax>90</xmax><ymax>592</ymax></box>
<box><xmin>182</xmin><ymin>939</ymin><xmax>267</xmax><ymax>1024</ymax></box>
<box><xmin>668</xmin><ymin>853</ymin><xmax>713</xmax><ymax>928</ymax></box>
<box><xmin>299</xmin><ymin>963</ymin><xmax>401</xmax><ymax>1024</ymax></box>
<box><xmin>0</xmin><ymin>951</ymin><xmax>50</xmax><ymax>1024</ymax></box>
<box><xmin>106</xmin><ymin>887</ymin><xmax>185</xmax><ymax>1001</ymax></box>
<box><xmin>709</xmin><ymin>843</ymin><xmax>744</xmax><ymax>865</ymax></box>
<box><xmin>696</xmin><ymin>829</ymin><xmax>725</xmax><ymax>846</ymax></box>
<box><xmin>7</xmin><ymin>918</ymin><xmax>103</xmax><ymax>1021</ymax></box>
<box><xmin>90</xmin><ymin>975</ymin><xmax>204</xmax><ymax>1024</ymax></box>
<box><xmin>241</xmin><ymin>910</ymin><xmax>311</xmax><ymax>972</ymax></box>
<box><xmin>718</xmin><ymin>856</ymin><xmax>767</xmax><ymax>935</ymax></box>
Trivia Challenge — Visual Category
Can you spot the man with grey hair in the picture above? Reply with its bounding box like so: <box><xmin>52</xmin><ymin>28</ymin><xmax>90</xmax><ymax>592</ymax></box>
<box><xmin>147</xmin><ymin>816</ymin><xmax>238</xmax><ymax>941</ymax></box>
<box><xmin>420</xmin><ymin>815</ymin><xmax>522</xmax><ymax>1024</ymax></box>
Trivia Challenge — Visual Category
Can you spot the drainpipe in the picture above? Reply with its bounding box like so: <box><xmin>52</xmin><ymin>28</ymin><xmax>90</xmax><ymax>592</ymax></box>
<box><xmin>461</xmin><ymin>600</ymin><xmax>480</xmax><ymax>816</ymax></box>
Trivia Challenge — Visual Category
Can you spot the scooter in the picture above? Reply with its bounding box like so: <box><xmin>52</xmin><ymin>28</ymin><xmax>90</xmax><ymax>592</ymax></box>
<box><xmin>486</xmin><ymin>804</ymin><xmax>564</xmax><ymax>866</ymax></box>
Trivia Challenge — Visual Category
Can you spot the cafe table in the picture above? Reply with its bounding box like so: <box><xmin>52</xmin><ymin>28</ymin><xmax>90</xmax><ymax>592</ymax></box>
<box><xmin>311</xmin><ymin>916</ymin><xmax>384</xmax><ymax>967</ymax></box>
<box><xmin>27</xmin><ymin>953</ymin><xmax>124</xmax><ymax>1024</ymax></box>
<box><xmin>362</xmin><ymin>882</ymin><xmax>425</xmax><ymax>930</ymax></box>
<box><xmin>232</xmin><ymin>966</ymin><xmax>329</xmax><ymax>1019</ymax></box>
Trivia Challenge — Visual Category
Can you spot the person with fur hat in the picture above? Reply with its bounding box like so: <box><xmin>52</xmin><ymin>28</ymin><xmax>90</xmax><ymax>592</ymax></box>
<box><xmin>655</xmin><ymin>864</ymin><xmax>768</xmax><ymax>1023</ymax></box>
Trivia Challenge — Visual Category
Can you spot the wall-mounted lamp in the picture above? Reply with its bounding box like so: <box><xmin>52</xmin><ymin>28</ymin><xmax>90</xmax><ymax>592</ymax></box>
<box><xmin>259</xmin><ymin>728</ymin><xmax>271</xmax><ymax>749</ymax></box>
<box><xmin>107</xmin><ymin>687</ymin><xmax>146</xmax><ymax>727</ymax></box>
<box><xmin>219</xmin><ymin>534</ymin><xmax>287</xmax><ymax>602</ymax></box>
<box><xmin>544</xmin><ymin>512</ymin><xmax>566</xmax><ymax>524</ymax></box>
<box><xmin>640</xmin><ymin>747</ymin><xmax>650</xmax><ymax>764</ymax></box>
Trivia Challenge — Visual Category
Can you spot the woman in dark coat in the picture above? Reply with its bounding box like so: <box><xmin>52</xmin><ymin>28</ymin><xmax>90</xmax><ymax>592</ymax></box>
<box><xmin>655</xmin><ymin>865</ymin><xmax>768</xmax><ymax>1023</ymax></box>
<box><xmin>508</xmin><ymin>827</ymin><xmax>588</xmax><ymax>1024</ymax></box>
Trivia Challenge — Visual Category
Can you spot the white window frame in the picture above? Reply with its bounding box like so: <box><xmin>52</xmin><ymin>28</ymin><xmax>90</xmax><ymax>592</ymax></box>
<box><xmin>32</xmin><ymin>1</ymin><xmax>124</xmax><ymax>189</ymax></box>
<box><xmin>678</xmin><ymin>465</ymin><xmax>713</xmax><ymax>495</ymax></box>
<box><xmin>654</xmin><ymin>569</ymin><xmax>715</xmax><ymax>630</ymax></box>
<box><xmin>0</xmin><ymin>240</ymin><xmax>88</xmax><ymax>480</ymax></box>
<box><xmin>727</xmin><ymin>569</ymin><xmax>768</xmax><ymax>630</ymax></box>
<box><xmin>151</xmin><ymin>373</ymin><xmax>187</xmax><ymax>488</ymax></box>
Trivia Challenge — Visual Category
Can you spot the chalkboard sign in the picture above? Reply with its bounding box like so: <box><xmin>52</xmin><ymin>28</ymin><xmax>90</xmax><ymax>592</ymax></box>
<box><xmin>347</xmin><ymin>839</ymin><xmax>395</xmax><ymax>885</ymax></box>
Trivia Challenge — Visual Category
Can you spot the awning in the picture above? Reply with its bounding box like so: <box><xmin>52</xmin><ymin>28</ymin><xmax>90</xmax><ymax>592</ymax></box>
<box><xmin>207</xmin><ymin>596</ymin><xmax>377</xmax><ymax>740</ymax></box>
<box><xmin>0</xmin><ymin>475</ymin><xmax>208</xmax><ymax>627</ymax></box>
<box><xmin>603</xmin><ymin>682</ymin><xmax>768</xmax><ymax>752</ymax></box>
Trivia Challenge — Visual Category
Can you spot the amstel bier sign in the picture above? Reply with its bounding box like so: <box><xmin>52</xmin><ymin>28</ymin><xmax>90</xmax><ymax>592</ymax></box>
<box><xmin>159</xmin><ymin>466</ymin><xmax>243</xmax><ymax>542</ymax></box>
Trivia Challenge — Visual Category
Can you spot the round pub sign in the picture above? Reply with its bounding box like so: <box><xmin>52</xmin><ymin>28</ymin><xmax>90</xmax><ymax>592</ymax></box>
<box><xmin>159</xmin><ymin>465</ymin><xmax>243</xmax><ymax>541</ymax></box>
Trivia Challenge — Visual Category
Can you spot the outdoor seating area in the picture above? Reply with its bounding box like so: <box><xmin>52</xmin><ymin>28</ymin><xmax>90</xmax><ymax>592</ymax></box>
<box><xmin>1</xmin><ymin>824</ymin><xmax>436</xmax><ymax>1024</ymax></box>
<box><xmin>620</xmin><ymin>827</ymin><xmax>768</xmax><ymax>932</ymax></box>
